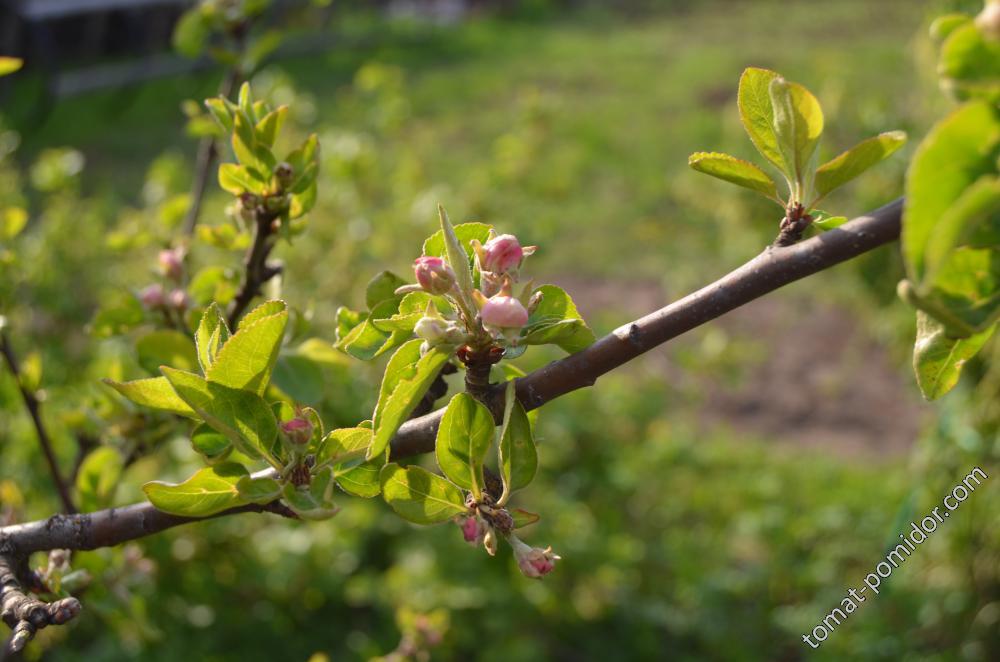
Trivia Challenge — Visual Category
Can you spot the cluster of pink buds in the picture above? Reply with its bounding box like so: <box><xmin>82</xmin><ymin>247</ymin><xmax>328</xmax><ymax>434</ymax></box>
<box><xmin>455</xmin><ymin>516</ymin><xmax>560</xmax><ymax>579</ymax></box>
<box><xmin>140</xmin><ymin>246</ymin><xmax>191</xmax><ymax>314</ymax></box>
<box><xmin>469</xmin><ymin>233</ymin><xmax>541</xmax><ymax>343</ymax></box>
<box><xmin>139</xmin><ymin>283</ymin><xmax>190</xmax><ymax>312</ymax></box>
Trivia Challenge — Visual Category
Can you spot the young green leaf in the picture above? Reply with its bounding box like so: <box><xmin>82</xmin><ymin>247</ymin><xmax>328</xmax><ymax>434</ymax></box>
<box><xmin>366</xmin><ymin>271</ymin><xmax>408</xmax><ymax>309</ymax></box>
<box><xmin>913</xmin><ymin>312</ymin><xmax>996</xmax><ymax>400</ymax></box>
<box><xmin>161</xmin><ymin>367</ymin><xmax>278</xmax><ymax>463</ymax></box>
<box><xmin>520</xmin><ymin>285</ymin><xmax>595</xmax><ymax>353</ymax></box>
<box><xmin>76</xmin><ymin>447</ymin><xmax>124</xmax><ymax>512</ymax></box>
<box><xmin>435</xmin><ymin>393</ymin><xmax>495</xmax><ymax>496</ymax></box>
<box><xmin>421</xmin><ymin>222</ymin><xmax>493</xmax><ymax>261</ymax></box>
<box><xmin>191</xmin><ymin>424</ymin><xmax>233</xmax><ymax>463</ymax></box>
<box><xmin>103</xmin><ymin>376</ymin><xmax>197</xmax><ymax>418</ymax></box>
<box><xmin>236</xmin><ymin>475</ymin><xmax>282</xmax><ymax>504</ymax></box>
<box><xmin>255</xmin><ymin>105</ymin><xmax>288</xmax><ymax>149</ymax></box>
<box><xmin>218</xmin><ymin>163</ymin><xmax>265</xmax><ymax>196</ymax></box>
<box><xmin>318</xmin><ymin>428</ymin><xmax>385</xmax><ymax>498</ymax></box>
<box><xmin>205</xmin><ymin>98</ymin><xmax>234</xmax><ymax>134</ymax></box>
<box><xmin>369</xmin><ymin>340</ymin><xmax>452</xmax><ymax>459</ymax></box>
<box><xmin>511</xmin><ymin>508</ymin><xmax>541</xmax><ymax>529</ymax></box>
<box><xmin>282</xmin><ymin>469</ymin><xmax>339</xmax><ymax>520</ymax></box>
<box><xmin>144</xmin><ymin>463</ymin><xmax>249</xmax><ymax>517</ymax></box>
<box><xmin>737</xmin><ymin>67</ymin><xmax>787</xmax><ymax>175</ymax></box>
<box><xmin>380</xmin><ymin>463</ymin><xmax>468</xmax><ymax>525</ymax></box>
<box><xmin>195</xmin><ymin>303</ymin><xmax>231</xmax><ymax>373</ymax></box>
<box><xmin>768</xmin><ymin>76</ymin><xmax>824</xmax><ymax>198</ymax></box>
<box><xmin>812</xmin><ymin>131</ymin><xmax>907</xmax><ymax>202</ymax></box>
<box><xmin>317</xmin><ymin>427</ymin><xmax>371</xmax><ymax>467</ymax></box>
<box><xmin>437</xmin><ymin>206</ymin><xmax>475</xmax><ymax>303</ymax></box>
<box><xmin>498</xmin><ymin>384</ymin><xmax>537</xmax><ymax>498</ymax></box>
<box><xmin>206</xmin><ymin>302</ymin><xmax>288</xmax><ymax>395</ymax></box>
<box><xmin>687</xmin><ymin>152</ymin><xmax>780</xmax><ymax>201</ymax></box>
<box><xmin>922</xmin><ymin>175</ymin><xmax>1000</xmax><ymax>286</ymax></box>
<box><xmin>904</xmin><ymin>101</ymin><xmax>1000</xmax><ymax>282</ymax></box>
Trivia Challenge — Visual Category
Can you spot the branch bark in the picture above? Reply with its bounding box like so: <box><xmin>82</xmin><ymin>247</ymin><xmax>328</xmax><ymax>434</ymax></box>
<box><xmin>226</xmin><ymin>208</ymin><xmax>282</xmax><ymax>329</ymax></box>
<box><xmin>0</xmin><ymin>332</ymin><xmax>76</xmax><ymax>514</ymax></box>
<box><xmin>0</xmin><ymin>197</ymin><xmax>903</xmax><ymax>555</ymax></box>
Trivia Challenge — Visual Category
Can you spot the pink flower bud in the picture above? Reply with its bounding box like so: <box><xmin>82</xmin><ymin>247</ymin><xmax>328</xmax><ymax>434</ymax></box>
<box><xmin>281</xmin><ymin>417</ymin><xmax>313</xmax><ymax>445</ymax></box>
<box><xmin>977</xmin><ymin>0</ymin><xmax>1000</xmax><ymax>40</ymax></box>
<box><xmin>480</xmin><ymin>234</ymin><xmax>523</xmax><ymax>273</ymax></box>
<box><xmin>480</xmin><ymin>295</ymin><xmax>529</xmax><ymax>329</ymax></box>
<box><xmin>413</xmin><ymin>256</ymin><xmax>456</xmax><ymax>295</ymax></box>
<box><xmin>158</xmin><ymin>248</ymin><xmax>184</xmax><ymax>281</ymax></box>
<box><xmin>168</xmin><ymin>289</ymin><xmax>191</xmax><ymax>310</ymax></box>
<box><xmin>458</xmin><ymin>515</ymin><xmax>485</xmax><ymax>546</ymax></box>
<box><xmin>139</xmin><ymin>284</ymin><xmax>165</xmax><ymax>308</ymax></box>
<box><xmin>510</xmin><ymin>536</ymin><xmax>560</xmax><ymax>579</ymax></box>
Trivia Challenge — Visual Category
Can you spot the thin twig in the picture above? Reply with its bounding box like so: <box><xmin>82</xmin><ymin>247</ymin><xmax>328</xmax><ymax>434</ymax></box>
<box><xmin>0</xmin><ymin>333</ymin><xmax>76</xmax><ymax>514</ymax></box>
<box><xmin>0</xmin><ymin>198</ymin><xmax>903</xmax><ymax>557</ymax></box>
<box><xmin>226</xmin><ymin>207</ymin><xmax>282</xmax><ymax>328</ymax></box>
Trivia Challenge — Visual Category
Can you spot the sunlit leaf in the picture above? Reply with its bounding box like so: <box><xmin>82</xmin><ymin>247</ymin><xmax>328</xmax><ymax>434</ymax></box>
<box><xmin>380</xmin><ymin>463</ymin><xmax>467</xmax><ymax>525</ymax></box>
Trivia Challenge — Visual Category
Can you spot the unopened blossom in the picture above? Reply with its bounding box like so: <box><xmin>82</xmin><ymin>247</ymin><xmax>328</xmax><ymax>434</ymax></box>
<box><xmin>473</xmin><ymin>234</ymin><xmax>536</xmax><ymax>274</ymax></box>
<box><xmin>977</xmin><ymin>0</ymin><xmax>1000</xmax><ymax>40</ymax></box>
<box><xmin>480</xmin><ymin>295</ymin><xmax>529</xmax><ymax>329</ymax></box>
<box><xmin>158</xmin><ymin>248</ymin><xmax>184</xmax><ymax>281</ymax></box>
<box><xmin>510</xmin><ymin>535</ymin><xmax>560</xmax><ymax>578</ymax></box>
<box><xmin>413</xmin><ymin>256</ymin><xmax>456</xmax><ymax>295</ymax></box>
<box><xmin>139</xmin><ymin>283</ymin><xmax>165</xmax><ymax>308</ymax></box>
<box><xmin>281</xmin><ymin>416</ymin><xmax>313</xmax><ymax>445</ymax></box>
<box><xmin>168</xmin><ymin>289</ymin><xmax>191</xmax><ymax>310</ymax></box>
<box><xmin>457</xmin><ymin>515</ymin><xmax>486</xmax><ymax>546</ymax></box>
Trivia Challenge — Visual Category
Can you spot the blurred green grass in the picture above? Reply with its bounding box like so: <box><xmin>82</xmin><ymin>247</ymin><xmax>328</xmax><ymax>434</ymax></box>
<box><xmin>3</xmin><ymin>1</ymin><xmax>998</xmax><ymax>660</ymax></box>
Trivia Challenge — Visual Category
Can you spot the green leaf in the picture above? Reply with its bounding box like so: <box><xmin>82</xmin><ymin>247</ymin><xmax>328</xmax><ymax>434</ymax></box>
<box><xmin>191</xmin><ymin>424</ymin><xmax>232</xmax><ymax>463</ymax></box>
<box><xmin>939</xmin><ymin>23</ymin><xmax>1000</xmax><ymax>91</ymax></box>
<box><xmin>768</xmin><ymin>76</ymin><xmax>824</xmax><ymax>195</ymax></box>
<box><xmin>237</xmin><ymin>299</ymin><xmax>286</xmax><ymax>330</ymax></box>
<box><xmin>207</xmin><ymin>301</ymin><xmax>288</xmax><ymax>395</ymax></box>
<box><xmin>421</xmin><ymin>222</ymin><xmax>493</xmax><ymax>261</ymax></box>
<box><xmin>136</xmin><ymin>330</ymin><xmax>199</xmax><ymax>375</ymax></box>
<box><xmin>103</xmin><ymin>376</ymin><xmax>197</xmax><ymax>418</ymax></box>
<box><xmin>271</xmin><ymin>354</ymin><xmax>324</xmax><ymax>406</ymax></box>
<box><xmin>923</xmin><ymin>175</ymin><xmax>1000</xmax><ymax>285</ymax></box>
<box><xmin>255</xmin><ymin>106</ymin><xmax>288</xmax><ymax>149</ymax></box>
<box><xmin>435</xmin><ymin>393</ymin><xmax>494</xmax><ymax>495</ymax></box>
<box><xmin>289</xmin><ymin>181</ymin><xmax>317</xmax><ymax>219</ymax></box>
<box><xmin>143</xmin><ymin>463</ymin><xmax>249</xmax><ymax>517</ymax></box>
<box><xmin>687</xmin><ymin>152</ymin><xmax>780</xmax><ymax>200</ymax></box>
<box><xmin>218</xmin><ymin>163</ymin><xmax>264</xmax><ymax>196</ymax></box>
<box><xmin>236</xmin><ymin>475</ymin><xmax>282</xmax><ymax>504</ymax></box>
<box><xmin>373</xmin><ymin>292</ymin><xmax>454</xmax><ymax>333</ymax></box>
<box><xmin>437</xmin><ymin>207</ymin><xmax>475</xmax><ymax>301</ymax></box>
<box><xmin>737</xmin><ymin>67</ymin><xmax>787</xmax><ymax>175</ymax></box>
<box><xmin>813</xmin><ymin>131</ymin><xmax>907</xmax><ymax>202</ymax></box>
<box><xmin>205</xmin><ymin>98</ymin><xmax>234</xmax><ymax>134</ymax></box>
<box><xmin>912</xmin><ymin>247</ymin><xmax>1000</xmax><ymax>335</ymax></box>
<box><xmin>370</xmin><ymin>340</ymin><xmax>452</xmax><ymax>459</ymax></box>
<box><xmin>232</xmin><ymin>110</ymin><xmax>270</xmax><ymax>177</ymax></box>
<box><xmin>511</xmin><ymin>508</ymin><xmax>541</xmax><ymax>529</ymax></box>
<box><xmin>336</xmin><ymin>299</ymin><xmax>408</xmax><ymax>361</ymax></box>
<box><xmin>171</xmin><ymin>10</ymin><xmax>209</xmax><ymax>58</ymax></box>
<box><xmin>76</xmin><ymin>447</ymin><xmax>123</xmax><ymax>512</ymax></box>
<box><xmin>904</xmin><ymin>101</ymin><xmax>1000</xmax><ymax>282</ymax></box>
<box><xmin>195</xmin><ymin>303</ymin><xmax>231</xmax><ymax>373</ymax></box>
<box><xmin>521</xmin><ymin>285</ymin><xmax>595</xmax><ymax>353</ymax></box>
<box><xmin>161</xmin><ymin>368</ymin><xmax>278</xmax><ymax>463</ymax></box>
<box><xmin>811</xmin><ymin>210</ymin><xmax>849</xmax><ymax>231</ymax></box>
<box><xmin>0</xmin><ymin>57</ymin><xmax>23</xmax><ymax>77</ymax></box>
<box><xmin>930</xmin><ymin>14</ymin><xmax>971</xmax><ymax>42</ymax></box>
<box><xmin>366</xmin><ymin>270</ymin><xmax>408</xmax><ymax>309</ymax></box>
<box><xmin>913</xmin><ymin>312</ymin><xmax>995</xmax><ymax>400</ymax></box>
<box><xmin>498</xmin><ymin>384</ymin><xmax>537</xmax><ymax>495</ymax></box>
<box><xmin>334</xmin><ymin>457</ymin><xmax>384</xmax><ymax>498</ymax></box>
<box><xmin>317</xmin><ymin>427</ymin><xmax>371</xmax><ymax>466</ymax></box>
<box><xmin>281</xmin><ymin>469</ymin><xmax>339</xmax><ymax>520</ymax></box>
<box><xmin>379</xmin><ymin>463</ymin><xmax>468</xmax><ymax>525</ymax></box>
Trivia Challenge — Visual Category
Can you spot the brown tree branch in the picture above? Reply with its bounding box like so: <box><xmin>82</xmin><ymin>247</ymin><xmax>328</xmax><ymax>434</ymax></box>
<box><xmin>0</xmin><ymin>554</ymin><xmax>80</xmax><ymax>655</ymax></box>
<box><xmin>226</xmin><ymin>207</ymin><xmax>282</xmax><ymax>329</ymax></box>
<box><xmin>0</xmin><ymin>332</ymin><xmax>76</xmax><ymax>514</ymax></box>
<box><xmin>389</xmin><ymin>197</ymin><xmax>903</xmax><ymax>458</ymax></box>
<box><xmin>0</xmin><ymin>198</ymin><xmax>902</xmax><ymax>557</ymax></box>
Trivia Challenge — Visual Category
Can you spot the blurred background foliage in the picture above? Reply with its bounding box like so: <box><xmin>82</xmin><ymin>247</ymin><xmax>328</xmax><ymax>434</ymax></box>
<box><xmin>0</xmin><ymin>0</ymin><xmax>998</xmax><ymax>659</ymax></box>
